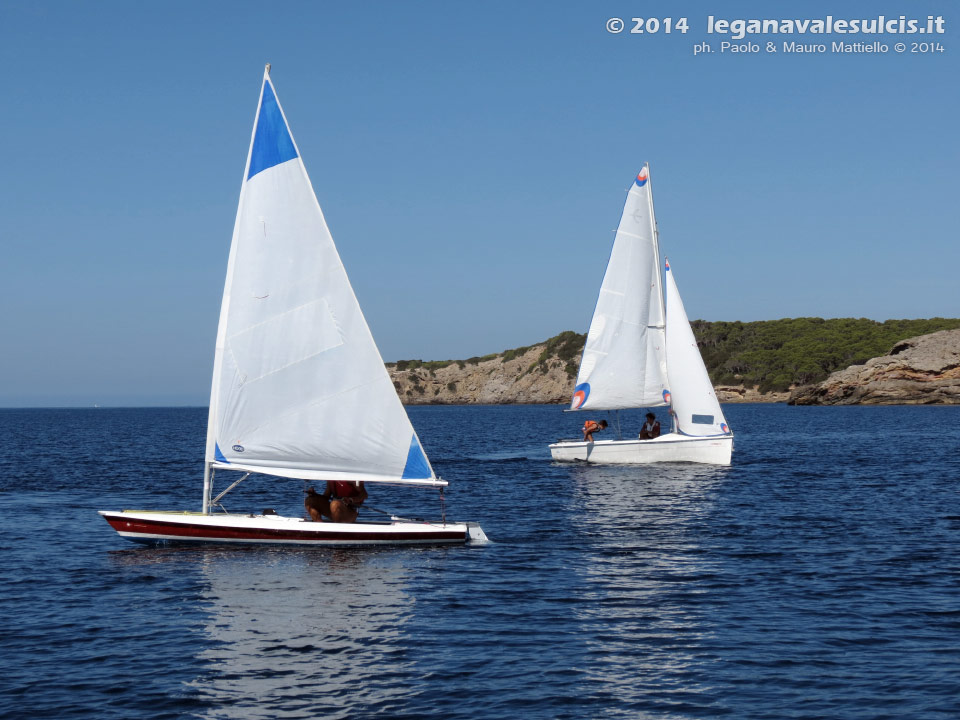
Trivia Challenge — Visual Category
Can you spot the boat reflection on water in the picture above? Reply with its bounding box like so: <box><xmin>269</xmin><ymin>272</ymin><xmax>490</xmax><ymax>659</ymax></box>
<box><xmin>194</xmin><ymin>548</ymin><xmax>415</xmax><ymax>718</ymax></box>
<box><xmin>567</xmin><ymin>463</ymin><xmax>732</xmax><ymax>705</ymax></box>
<box><xmin>568</xmin><ymin>461</ymin><xmax>730</xmax><ymax>532</ymax></box>
<box><xmin>113</xmin><ymin>546</ymin><xmax>415</xmax><ymax>719</ymax></box>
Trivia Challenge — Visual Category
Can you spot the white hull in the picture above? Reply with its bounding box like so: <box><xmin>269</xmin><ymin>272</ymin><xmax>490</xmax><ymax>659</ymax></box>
<box><xmin>549</xmin><ymin>432</ymin><xmax>732</xmax><ymax>466</ymax></box>
<box><xmin>100</xmin><ymin>510</ymin><xmax>487</xmax><ymax>547</ymax></box>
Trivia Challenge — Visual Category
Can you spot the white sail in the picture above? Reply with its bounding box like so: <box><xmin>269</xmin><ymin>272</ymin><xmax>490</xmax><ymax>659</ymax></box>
<box><xmin>203</xmin><ymin>67</ymin><xmax>438</xmax><ymax>486</ymax></box>
<box><xmin>664</xmin><ymin>260</ymin><xmax>731</xmax><ymax>437</ymax></box>
<box><xmin>571</xmin><ymin>165</ymin><xmax>668</xmax><ymax>411</ymax></box>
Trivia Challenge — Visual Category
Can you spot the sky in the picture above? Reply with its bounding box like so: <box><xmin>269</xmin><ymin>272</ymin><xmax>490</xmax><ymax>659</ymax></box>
<box><xmin>1</xmin><ymin>1</ymin><xmax>956</xmax><ymax>406</ymax></box>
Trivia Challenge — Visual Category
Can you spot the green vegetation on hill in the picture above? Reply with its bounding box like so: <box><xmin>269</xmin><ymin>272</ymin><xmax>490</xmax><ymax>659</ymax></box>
<box><xmin>390</xmin><ymin>358</ymin><xmax>453</xmax><ymax>372</ymax></box>
<box><xmin>693</xmin><ymin>317</ymin><xmax>960</xmax><ymax>393</ymax></box>
<box><xmin>529</xmin><ymin>331</ymin><xmax>586</xmax><ymax>377</ymax></box>
<box><xmin>388</xmin><ymin>320</ymin><xmax>960</xmax><ymax>394</ymax></box>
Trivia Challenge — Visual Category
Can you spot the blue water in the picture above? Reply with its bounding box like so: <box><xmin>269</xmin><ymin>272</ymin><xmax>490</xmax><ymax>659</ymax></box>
<box><xmin>1</xmin><ymin>404</ymin><xmax>959</xmax><ymax>719</ymax></box>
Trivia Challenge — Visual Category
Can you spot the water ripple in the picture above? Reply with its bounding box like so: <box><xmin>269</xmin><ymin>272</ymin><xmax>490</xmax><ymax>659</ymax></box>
<box><xmin>1</xmin><ymin>405</ymin><xmax>959</xmax><ymax>719</ymax></box>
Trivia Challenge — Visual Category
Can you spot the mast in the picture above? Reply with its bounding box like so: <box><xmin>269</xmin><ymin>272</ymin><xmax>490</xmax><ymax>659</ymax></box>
<box><xmin>202</xmin><ymin>66</ymin><xmax>268</xmax><ymax>512</ymax></box>
<box><xmin>645</xmin><ymin>162</ymin><xmax>671</xmax><ymax>420</ymax></box>
<box><xmin>645</xmin><ymin>162</ymin><xmax>666</xmax><ymax>334</ymax></box>
<box><xmin>202</xmin><ymin>464</ymin><xmax>211</xmax><ymax>514</ymax></box>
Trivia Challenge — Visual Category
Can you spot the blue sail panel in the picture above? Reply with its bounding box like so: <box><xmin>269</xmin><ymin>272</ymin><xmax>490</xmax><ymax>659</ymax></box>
<box><xmin>214</xmin><ymin>442</ymin><xmax>230</xmax><ymax>463</ymax></box>
<box><xmin>247</xmin><ymin>81</ymin><xmax>298</xmax><ymax>179</ymax></box>
<box><xmin>401</xmin><ymin>436</ymin><xmax>432</xmax><ymax>479</ymax></box>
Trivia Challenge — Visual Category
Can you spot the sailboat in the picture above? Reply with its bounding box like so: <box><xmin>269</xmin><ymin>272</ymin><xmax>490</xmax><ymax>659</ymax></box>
<box><xmin>101</xmin><ymin>66</ymin><xmax>487</xmax><ymax>545</ymax></box>
<box><xmin>549</xmin><ymin>164</ymin><xmax>733</xmax><ymax>465</ymax></box>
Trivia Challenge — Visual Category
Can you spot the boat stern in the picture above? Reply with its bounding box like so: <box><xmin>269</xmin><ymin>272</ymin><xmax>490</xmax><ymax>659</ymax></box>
<box><xmin>466</xmin><ymin>522</ymin><xmax>490</xmax><ymax>544</ymax></box>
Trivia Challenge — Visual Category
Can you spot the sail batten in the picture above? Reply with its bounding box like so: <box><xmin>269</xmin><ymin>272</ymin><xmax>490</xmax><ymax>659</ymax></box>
<box><xmin>204</xmin><ymin>68</ymin><xmax>436</xmax><ymax>485</ymax></box>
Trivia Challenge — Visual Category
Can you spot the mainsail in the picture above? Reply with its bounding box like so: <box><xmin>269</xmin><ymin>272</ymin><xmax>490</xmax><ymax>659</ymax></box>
<box><xmin>664</xmin><ymin>260</ymin><xmax>730</xmax><ymax>437</ymax></box>
<box><xmin>203</xmin><ymin>67</ymin><xmax>438</xmax><ymax>487</ymax></box>
<box><xmin>571</xmin><ymin>164</ymin><xmax>668</xmax><ymax>410</ymax></box>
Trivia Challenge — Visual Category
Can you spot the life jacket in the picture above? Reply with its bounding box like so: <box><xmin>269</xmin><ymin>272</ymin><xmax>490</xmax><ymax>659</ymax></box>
<box><xmin>331</xmin><ymin>481</ymin><xmax>361</xmax><ymax>499</ymax></box>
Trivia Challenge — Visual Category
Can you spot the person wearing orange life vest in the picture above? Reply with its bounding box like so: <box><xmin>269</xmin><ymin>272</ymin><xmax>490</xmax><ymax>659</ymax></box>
<box><xmin>582</xmin><ymin>419</ymin><xmax>608</xmax><ymax>442</ymax></box>
<box><xmin>304</xmin><ymin>480</ymin><xmax>368</xmax><ymax>523</ymax></box>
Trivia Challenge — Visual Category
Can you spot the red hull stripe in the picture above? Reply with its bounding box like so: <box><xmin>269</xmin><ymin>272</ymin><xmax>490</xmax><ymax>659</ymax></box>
<box><xmin>104</xmin><ymin>515</ymin><xmax>465</xmax><ymax>543</ymax></box>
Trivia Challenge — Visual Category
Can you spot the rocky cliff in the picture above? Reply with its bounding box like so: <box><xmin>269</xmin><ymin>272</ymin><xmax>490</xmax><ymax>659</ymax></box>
<box><xmin>388</xmin><ymin>334</ymin><xmax>580</xmax><ymax>405</ymax></box>
<box><xmin>788</xmin><ymin>329</ymin><xmax>960</xmax><ymax>405</ymax></box>
<box><xmin>387</xmin><ymin>331</ymin><xmax>787</xmax><ymax>405</ymax></box>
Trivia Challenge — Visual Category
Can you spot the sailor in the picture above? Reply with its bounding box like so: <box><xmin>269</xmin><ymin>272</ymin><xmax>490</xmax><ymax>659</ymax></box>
<box><xmin>639</xmin><ymin>412</ymin><xmax>661</xmax><ymax>440</ymax></box>
<box><xmin>304</xmin><ymin>480</ymin><xmax>367</xmax><ymax>523</ymax></box>
<box><xmin>582</xmin><ymin>419</ymin><xmax>608</xmax><ymax>442</ymax></box>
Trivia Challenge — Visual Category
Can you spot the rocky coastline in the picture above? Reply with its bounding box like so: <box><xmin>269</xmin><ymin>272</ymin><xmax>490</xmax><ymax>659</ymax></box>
<box><xmin>389</xmin><ymin>327</ymin><xmax>960</xmax><ymax>407</ymax></box>
<box><xmin>388</xmin><ymin>344</ymin><xmax>573</xmax><ymax>405</ymax></box>
<box><xmin>788</xmin><ymin>329</ymin><xmax>960</xmax><ymax>405</ymax></box>
<box><xmin>388</xmin><ymin>334</ymin><xmax>789</xmax><ymax>406</ymax></box>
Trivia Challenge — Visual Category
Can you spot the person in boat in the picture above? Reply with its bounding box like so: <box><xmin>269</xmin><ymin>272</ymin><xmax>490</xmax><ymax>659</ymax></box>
<box><xmin>582</xmin><ymin>419</ymin><xmax>608</xmax><ymax>442</ymax></box>
<box><xmin>304</xmin><ymin>480</ymin><xmax>368</xmax><ymax>523</ymax></box>
<box><xmin>639</xmin><ymin>412</ymin><xmax>661</xmax><ymax>440</ymax></box>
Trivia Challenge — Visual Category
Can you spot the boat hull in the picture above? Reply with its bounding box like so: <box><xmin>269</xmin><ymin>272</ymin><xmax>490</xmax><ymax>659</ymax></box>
<box><xmin>549</xmin><ymin>433</ymin><xmax>732</xmax><ymax>466</ymax></box>
<box><xmin>99</xmin><ymin>510</ymin><xmax>483</xmax><ymax>547</ymax></box>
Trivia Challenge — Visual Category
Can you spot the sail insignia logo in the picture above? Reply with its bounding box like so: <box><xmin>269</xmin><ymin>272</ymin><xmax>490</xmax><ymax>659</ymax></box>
<box><xmin>662</xmin><ymin>389</ymin><xmax>672</xmax><ymax>404</ymax></box>
<box><xmin>721</xmin><ymin>423</ymin><xmax>729</xmax><ymax>434</ymax></box>
<box><xmin>634</xmin><ymin>168</ymin><xmax>649</xmax><ymax>187</ymax></box>
<box><xmin>232</xmin><ymin>445</ymin><xmax>245</xmax><ymax>453</ymax></box>
<box><xmin>572</xmin><ymin>383</ymin><xmax>591</xmax><ymax>409</ymax></box>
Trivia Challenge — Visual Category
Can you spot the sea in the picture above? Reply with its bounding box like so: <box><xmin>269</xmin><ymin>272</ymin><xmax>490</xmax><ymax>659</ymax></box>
<box><xmin>1</xmin><ymin>404</ymin><xmax>958</xmax><ymax>720</ymax></box>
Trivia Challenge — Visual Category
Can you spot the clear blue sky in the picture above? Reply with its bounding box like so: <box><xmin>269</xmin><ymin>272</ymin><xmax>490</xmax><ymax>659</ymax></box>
<box><xmin>1</xmin><ymin>1</ymin><xmax>956</xmax><ymax>406</ymax></box>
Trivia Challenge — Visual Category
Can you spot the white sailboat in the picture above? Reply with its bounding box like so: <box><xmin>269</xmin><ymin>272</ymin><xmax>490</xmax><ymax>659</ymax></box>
<box><xmin>549</xmin><ymin>165</ymin><xmax>733</xmax><ymax>465</ymax></box>
<box><xmin>101</xmin><ymin>65</ymin><xmax>487</xmax><ymax>545</ymax></box>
